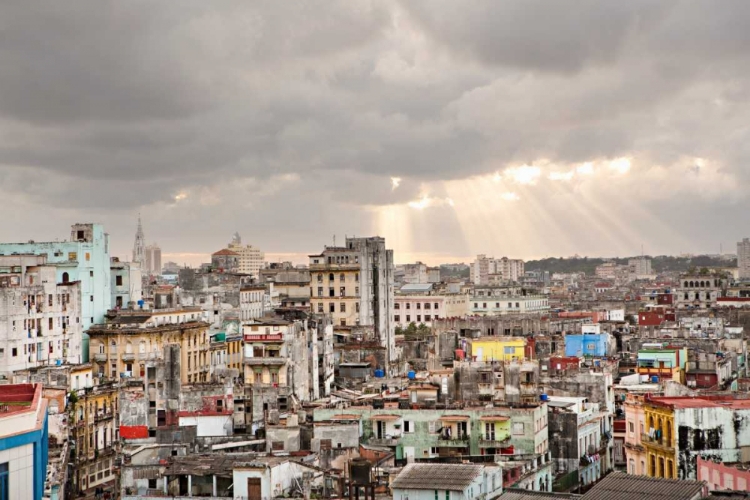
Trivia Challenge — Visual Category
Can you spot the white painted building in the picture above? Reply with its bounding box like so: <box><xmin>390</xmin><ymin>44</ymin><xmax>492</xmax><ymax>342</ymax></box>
<box><xmin>240</xmin><ymin>284</ymin><xmax>266</xmax><ymax>321</ymax></box>
<box><xmin>470</xmin><ymin>296</ymin><xmax>549</xmax><ymax>316</ymax></box>
<box><xmin>391</xmin><ymin>463</ymin><xmax>503</xmax><ymax>500</ymax></box>
<box><xmin>473</xmin><ymin>255</ymin><xmax>525</xmax><ymax>284</ymax></box>
<box><xmin>110</xmin><ymin>257</ymin><xmax>143</xmax><ymax>309</ymax></box>
<box><xmin>0</xmin><ymin>255</ymin><xmax>84</xmax><ymax>376</ymax></box>
<box><xmin>229</xmin><ymin>234</ymin><xmax>265</xmax><ymax>277</ymax></box>
<box><xmin>738</xmin><ymin>238</ymin><xmax>750</xmax><ymax>280</ymax></box>
<box><xmin>232</xmin><ymin>457</ymin><xmax>325</xmax><ymax>500</ymax></box>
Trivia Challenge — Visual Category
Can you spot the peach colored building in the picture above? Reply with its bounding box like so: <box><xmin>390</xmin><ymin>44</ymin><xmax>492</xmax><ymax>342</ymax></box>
<box><xmin>698</xmin><ymin>457</ymin><xmax>750</xmax><ymax>491</ymax></box>
<box><xmin>624</xmin><ymin>393</ymin><xmax>648</xmax><ymax>475</ymax></box>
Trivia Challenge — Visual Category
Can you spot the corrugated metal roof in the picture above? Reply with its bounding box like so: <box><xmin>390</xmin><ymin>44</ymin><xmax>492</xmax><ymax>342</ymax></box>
<box><xmin>499</xmin><ymin>489</ymin><xmax>579</xmax><ymax>500</ymax></box>
<box><xmin>391</xmin><ymin>463</ymin><xmax>484</xmax><ymax>492</ymax></box>
<box><xmin>580</xmin><ymin>472</ymin><xmax>705</xmax><ymax>500</ymax></box>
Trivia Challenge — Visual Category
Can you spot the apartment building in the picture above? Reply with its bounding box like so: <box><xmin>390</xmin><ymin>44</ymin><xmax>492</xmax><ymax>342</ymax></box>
<box><xmin>87</xmin><ymin>307</ymin><xmax>210</xmax><ymax>384</ymax></box>
<box><xmin>473</xmin><ymin>255</ymin><xmax>525</xmax><ymax>285</ymax></box>
<box><xmin>0</xmin><ymin>254</ymin><xmax>84</xmax><ymax>376</ymax></box>
<box><xmin>309</xmin><ymin>236</ymin><xmax>395</xmax><ymax>367</ymax></box>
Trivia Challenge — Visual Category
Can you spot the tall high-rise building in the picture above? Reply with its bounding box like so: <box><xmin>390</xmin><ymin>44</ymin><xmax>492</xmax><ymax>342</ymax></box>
<box><xmin>226</xmin><ymin>233</ymin><xmax>264</xmax><ymax>277</ymax></box>
<box><xmin>132</xmin><ymin>215</ymin><xmax>145</xmax><ymax>269</ymax></box>
<box><xmin>144</xmin><ymin>244</ymin><xmax>162</xmax><ymax>275</ymax></box>
<box><xmin>309</xmin><ymin>236</ymin><xmax>395</xmax><ymax>370</ymax></box>
<box><xmin>473</xmin><ymin>255</ymin><xmax>524</xmax><ymax>284</ymax></box>
<box><xmin>738</xmin><ymin>238</ymin><xmax>750</xmax><ymax>279</ymax></box>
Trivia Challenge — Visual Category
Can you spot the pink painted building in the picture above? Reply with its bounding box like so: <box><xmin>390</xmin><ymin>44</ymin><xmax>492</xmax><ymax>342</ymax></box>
<box><xmin>698</xmin><ymin>457</ymin><xmax>750</xmax><ymax>491</ymax></box>
<box><xmin>624</xmin><ymin>393</ymin><xmax>648</xmax><ymax>475</ymax></box>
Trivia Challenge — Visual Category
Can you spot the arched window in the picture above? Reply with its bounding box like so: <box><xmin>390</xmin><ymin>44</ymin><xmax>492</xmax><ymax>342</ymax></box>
<box><xmin>62</xmin><ymin>272</ymin><xmax>69</xmax><ymax>284</ymax></box>
<box><xmin>126</xmin><ymin>341</ymin><xmax>133</xmax><ymax>354</ymax></box>
<box><xmin>689</xmin><ymin>281</ymin><xmax>694</xmax><ymax>288</ymax></box>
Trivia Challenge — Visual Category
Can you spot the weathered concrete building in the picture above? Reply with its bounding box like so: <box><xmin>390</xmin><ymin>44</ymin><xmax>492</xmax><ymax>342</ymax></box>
<box><xmin>0</xmin><ymin>254</ymin><xmax>84</xmax><ymax>375</ymax></box>
<box><xmin>87</xmin><ymin>307</ymin><xmax>210</xmax><ymax>384</ymax></box>
<box><xmin>309</xmin><ymin>236</ymin><xmax>396</xmax><ymax>372</ymax></box>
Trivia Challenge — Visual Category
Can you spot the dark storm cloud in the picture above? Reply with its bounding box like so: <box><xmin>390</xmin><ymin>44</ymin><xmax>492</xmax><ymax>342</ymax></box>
<box><xmin>2</xmin><ymin>0</ymin><xmax>750</xmax><ymax>260</ymax></box>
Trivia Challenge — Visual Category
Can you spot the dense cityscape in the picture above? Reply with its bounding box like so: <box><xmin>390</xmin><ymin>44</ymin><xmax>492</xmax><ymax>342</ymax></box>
<box><xmin>1</xmin><ymin>220</ymin><xmax>750</xmax><ymax>500</ymax></box>
<box><xmin>5</xmin><ymin>2</ymin><xmax>750</xmax><ymax>500</ymax></box>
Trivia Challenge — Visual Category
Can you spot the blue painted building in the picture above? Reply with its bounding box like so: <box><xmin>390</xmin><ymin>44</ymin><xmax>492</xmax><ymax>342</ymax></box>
<box><xmin>564</xmin><ymin>333</ymin><xmax>611</xmax><ymax>357</ymax></box>
<box><xmin>0</xmin><ymin>223</ymin><xmax>112</xmax><ymax>361</ymax></box>
<box><xmin>0</xmin><ymin>383</ymin><xmax>49</xmax><ymax>500</ymax></box>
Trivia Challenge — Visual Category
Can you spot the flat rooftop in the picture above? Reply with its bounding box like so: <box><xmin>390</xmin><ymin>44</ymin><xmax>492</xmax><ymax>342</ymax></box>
<box><xmin>649</xmin><ymin>395</ymin><xmax>750</xmax><ymax>410</ymax></box>
<box><xmin>0</xmin><ymin>383</ymin><xmax>38</xmax><ymax>416</ymax></box>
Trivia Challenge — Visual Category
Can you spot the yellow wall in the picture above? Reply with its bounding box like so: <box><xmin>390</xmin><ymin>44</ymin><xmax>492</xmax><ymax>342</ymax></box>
<box><xmin>471</xmin><ymin>338</ymin><xmax>526</xmax><ymax>361</ymax></box>
<box><xmin>643</xmin><ymin>404</ymin><xmax>677</xmax><ymax>479</ymax></box>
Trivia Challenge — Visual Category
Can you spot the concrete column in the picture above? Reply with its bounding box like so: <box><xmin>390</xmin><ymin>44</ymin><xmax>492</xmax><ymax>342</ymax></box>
<box><xmin>213</xmin><ymin>475</ymin><xmax>218</xmax><ymax>497</ymax></box>
<box><xmin>188</xmin><ymin>475</ymin><xmax>192</xmax><ymax>497</ymax></box>
<box><xmin>163</xmin><ymin>477</ymin><xmax>168</xmax><ymax>494</ymax></box>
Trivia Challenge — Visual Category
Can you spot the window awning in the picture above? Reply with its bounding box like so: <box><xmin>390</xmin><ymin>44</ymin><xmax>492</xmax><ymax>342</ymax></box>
<box><xmin>480</xmin><ymin>415</ymin><xmax>510</xmax><ymax>422</ymax></box>
<box><xmin>439</xmin><ymin>415</ymin><xmax>470</xmax><ymax>422</ymax></box>
<box><xmin>371</xmin><ymin>414</ymin><xmax>402</xmax><ymax>422</ymax></box>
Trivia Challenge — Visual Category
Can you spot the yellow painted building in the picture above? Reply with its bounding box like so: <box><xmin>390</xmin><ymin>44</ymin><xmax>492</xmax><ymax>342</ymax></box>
<box><xmin>468</xmin><ymin>337</ymin><xmax>527</xmax><ymax>362</ymax></box>
<box><xmin>70</xmin><ymin>376</ymin><xmax>119</xmax><ymax>494</ymax></box>
<box><xmin>88</xmin><ymin>308</ymin><xmax>210</xmax><ymax>385</ymax></box>
<box><xmin>642</xmin><ymin>401</ymin><xmax>677</xmax><ymax>479</ymax></box>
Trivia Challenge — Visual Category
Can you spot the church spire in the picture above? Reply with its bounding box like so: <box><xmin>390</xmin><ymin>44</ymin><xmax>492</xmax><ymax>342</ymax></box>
<box><xmin>133</xmin><ymin>214</ymin><xmax>145</xmax><ymax>266</ymax></box>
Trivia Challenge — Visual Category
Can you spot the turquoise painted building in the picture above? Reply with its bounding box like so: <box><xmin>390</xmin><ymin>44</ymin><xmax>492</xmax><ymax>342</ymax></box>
<box><xmin>0</xmin><ymin>223</ymin><xmax>112</xmax><ymax>361</ymax></box>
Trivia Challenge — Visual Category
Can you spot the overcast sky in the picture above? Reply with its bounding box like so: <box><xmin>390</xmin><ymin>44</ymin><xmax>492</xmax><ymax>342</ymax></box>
<box><xmin>2</xmin><ymin>1</ymin><xmax>750</xmax><ymax>266</ymax></box>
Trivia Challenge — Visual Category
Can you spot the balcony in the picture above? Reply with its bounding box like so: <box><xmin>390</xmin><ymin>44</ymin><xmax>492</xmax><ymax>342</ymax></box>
<box><xmin>244</xmin><ymin>333</ymin><xmax>284</xmax><ymax>342</ymax></box>
<box><xmin>310</xmin><ymin>263</ymin><xmax>360</xmax><ymax>271</ymax></box>
<box><xmin>437</xmin><ymin>434</ymin><xmax>469</xmax><ymax>446</ymax></box>
<box><xmin>478</xmin><ymin>383</ymin><xmax>495</xmax><ymax>396</ymax></box>
<box><xmin>93</xmin><ymin>353</ymin><xmax>107</xmax><ymax>362</ymax></box>
<box><xmin>370</xmin><ymin>437</ymin><xmax>401</xmax><ymax>447</ymax></box>
<box><xmin>95</xmin><ymin>412</ymin><xmax>114</xmax><ymax>423</ymax></box>
<box><xmin>244</xmin><ymin>357</ymin><xmax>287</xmax><ymax>366</ymax></box>
<box><xmin>641</xmin><ymin>433</ymin><xmax>674</xmax><ymax>451</ymax></box>
<box><xmin>479</xmin><ymin>436</ymin><xmax>511</xmax><ymax>447</ymax></box>
<box><xmin>121</xmin><ymin>352</ymin><xmax>136</xmax><ymax>362</ymax></box>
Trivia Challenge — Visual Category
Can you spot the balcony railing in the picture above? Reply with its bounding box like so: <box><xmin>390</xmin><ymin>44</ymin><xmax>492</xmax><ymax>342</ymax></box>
<box><xmin>244</xmin><ymin>357</ymin><xmax>287</xmax><ymax>366</ymax></box>
<box><xmin>370</xmin><ymin>437</ymin><xmax>401</xmax><ymax>446</ymax></box>
<box><xmin>479</xmin><ymin>437</ymin><xmax>511</xmax><ymax>447</ymax></box>
<box><xmin>437</xmin><ymin>434</ymin><xmax>469</xmax><ymax>445</ymax></box>
<box><xmin>641</xmin><ymin>433</ymin><xmax>674</xmax><ymax>450</ymax></box>
<box><xmin>121</xmin><ymin>352</ymin><xmax>135</xmax><ymax>362</ymax></box>
<box><xmin>93</xmin><ymin>353</ymin><xmax>107</xmax><ymax>362</ymax></box>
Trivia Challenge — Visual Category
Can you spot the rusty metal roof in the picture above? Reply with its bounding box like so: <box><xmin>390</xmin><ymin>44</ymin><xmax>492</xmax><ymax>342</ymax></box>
<box><xmin>580</xmin><ymin>472</ymin><xmax>705</xmax><ymax>500</ymax></box>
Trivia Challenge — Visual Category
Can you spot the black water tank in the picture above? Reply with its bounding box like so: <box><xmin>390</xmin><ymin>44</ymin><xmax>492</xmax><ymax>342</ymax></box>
<box><xmin>398</xmin><ymin>398</ymin><xmax>410</xmax><ymax>409</ymax></box>
<box><xmin>350</xmin><ymin>458</ymin><xmax>372</xmax><ymax>485</ymax></box>
<box><xmin>373</xmin><ymin>398</ymin><xmax>384</xmax><ymax>409</ymax></box>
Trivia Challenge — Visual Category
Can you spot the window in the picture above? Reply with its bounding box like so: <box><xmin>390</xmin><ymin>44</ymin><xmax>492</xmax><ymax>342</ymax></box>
<box><xmin>68</xmin><ymin>252</ymin><xmax>77</xmax><ymax>261</ymax></box>
<box><xmin>48</xmin><ymin>318</ymin><xmax>53</xmax><ymax>330</ymax></box>
<box><xmin>317</xmin><ymin>274</ymin><xmax>323</xmax><ymax>283</ymax></box>
<box><xmin>395</xmin><ymin>315</ymin><xmax>400</xmax><ymax>322</ymax></box>
<box><xmin>416</xmin><ymin>303</ymin><xmax>421</xmax><ymax>309</ymax></box>
<box><xmin>404</xmin><ymin>421</ymin><xmax>413</xmax><ymax>433</ymax></box>
<box><xmin>406</xmin><ymin>315</ymin><xmax>411</xmax><ymax>322</ymax></box>
<box><xmin>629</xmin><ymin>422</ymin><xmax>634</xmax><ymax>434</ymax></box>
<box><xmin>424</xmin><ymin>303</ymin><xmax>430</xmax><ymax>310</ymax></box>
<box><xmin>329</xmin><ymin>304</ymin><xmax>335</xmax><ymax>313</ymax></box>
<box><xmin>341</xmin><ymin>319</ymin><xmax>346</xmax><ymax>326</ymax></box>
<box><xmin>340</xmin><ymin>287</ymin><xmax>346</xmax><ymax>296</ymax></box>
<box><xmin>504</xmin><ymin>346</ymin><xmax>514</xmax><ymax>355</ymax></box>
<box><xmin>116</xmin><ymin>275</ymin><xmax>123</xmax><ymax>286</ymax></box>
<box><xmin>512</xmin><ymin>422</ymin><xmax>524</xmax><ymax>435</ymax></box>
<box><xmin>90</xmin><ymin>295</ymin><xmax>94</xmax><ymax>302</ymax></box>
<box><xmin>355</xmin><ymin>303</ymin><xmax>360</xmax><ymax>313</ymax></box>
<box><xmin>329</xmin><ymin>273</ymin><xmax>334</xmax><ymax>281</ymax></box>
<box><xmin>417</xmin><ymin>315</ymin><xmax>421</xmax><ymax>322</ymax></box>
<box><xmin>425</xmin><ymin>315</ymin><xmax>431</xmax><ymax>321</ymax></box>
<box><xmin>85</xmin><ymin>252</ymin><xmax>91</xmax><ymax>261</ymax></box>
<box><xmin>0</xmin><ymin>462</ymin><xmax>8</xmax><ymax>500</ymax></box>
<box><xmin>394</xmin><ymin>303</ymin><xmax>400</xmax><ymax>310</ymax></box>
<box><xmin>406</xmin><ymin>303</ymin><xmax>411</xmax><ymax>309</ymax></box>
<box><xmin>355</xmin><ymin>273</ymin><xmax>359</xmax><ymax>282</ymax></box>
<box><xmin>317</xmin><ymin>303</ymin><xmax>324</xmax><ymax>313</ymax></box>
<box><xmin>340</xmin><ymin>274</ymin><xmax>345</xmax><ymax>282</ymax></box>
<box><xmin>340</xmin><ymin>303</ymin><xmax>346</xmax><ymax>312</ymax></box>
<box><xmin>317</xmin><ymin>287</ymin><xmax>323</xmax><ymax>296</ymax></box>
<box><xmin>11</xmin><ymin>348</ymin><xmax>17</xmax><ymax>357</ymax></box>
<box><xmin>434</xmin><ymin>302</ymin><xmax>439</xmax><ymax>309</ymax></box>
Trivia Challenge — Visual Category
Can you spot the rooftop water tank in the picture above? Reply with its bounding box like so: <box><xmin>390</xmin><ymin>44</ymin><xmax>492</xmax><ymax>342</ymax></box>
<box><xmin>651</xmin><ymin>375</ymin><xmax>659</xmax><ymax>383</ymax></box>
<box><xmin>540</xmin><ymin>394</ymin><xmax>549</xmax><ymax>401</ymax></box>
<box><xmin>407</xmin><ymin>371</ymin><xmax>416</xmax><ymax>380</ymax></box>
<box><xmin>374</xmin><ymin>369</ymin><xmax>385</xmax><ymax>378</ymax></box>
